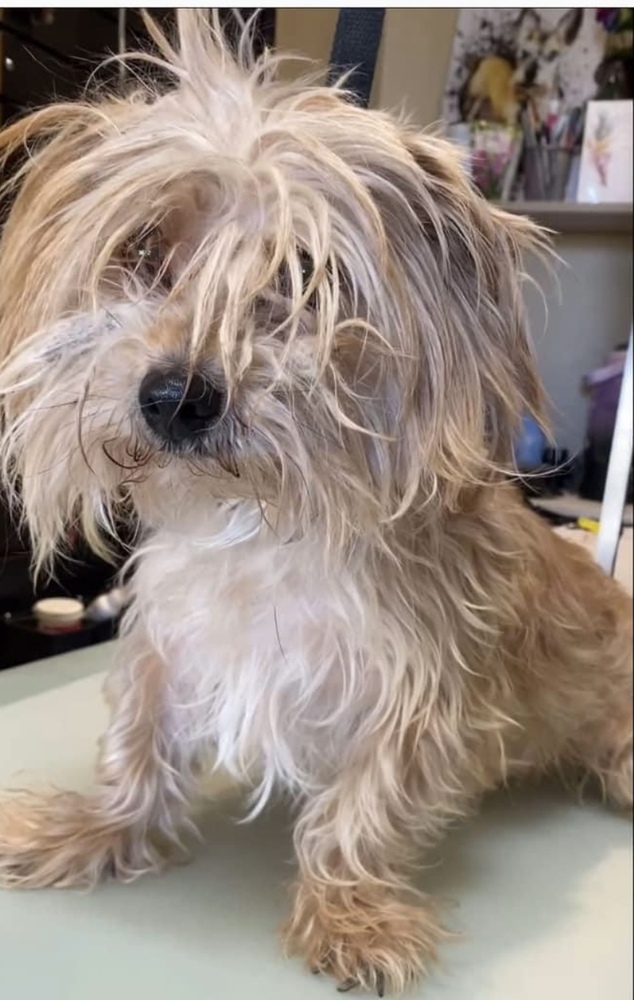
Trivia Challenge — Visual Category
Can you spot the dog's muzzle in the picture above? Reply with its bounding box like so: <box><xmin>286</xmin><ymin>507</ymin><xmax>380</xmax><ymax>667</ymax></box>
<box><xmin>139</xmin><ymin>367</ymin><xmax>224</xmax><ymax>449</ymax></box>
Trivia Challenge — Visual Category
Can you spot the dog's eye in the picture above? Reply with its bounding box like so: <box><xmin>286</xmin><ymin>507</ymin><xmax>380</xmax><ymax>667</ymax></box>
<box><xmin>123</xmin><ymin>230</ymin><xmax>170</xmax><ymax>288</ymax></box>
<box><xmin>277</xmin><ymin>251</ymin><xmax>316</xmax><ymax>307</ymax></box>
<box><xmin>298</xmin><ymin>251</ymin><xmax>314</xmax><ymax>291</ymax></box>
<box><xmin>137</xmin><ymin>234</ymin><xmax>160</xmax><ymax>269</ymax></box>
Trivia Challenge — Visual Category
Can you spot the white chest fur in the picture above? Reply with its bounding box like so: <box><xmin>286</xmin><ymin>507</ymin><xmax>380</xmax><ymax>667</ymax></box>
<box><xmin>125</xmin><ymin>504</ymin><xmax>387</xmax><ymax>807</ymax></box>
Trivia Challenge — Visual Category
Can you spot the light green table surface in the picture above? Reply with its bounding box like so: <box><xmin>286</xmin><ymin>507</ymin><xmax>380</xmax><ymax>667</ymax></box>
<box><xmin>0</xmin><ymin>644</ymin><xmax>632</xmax><ymax>1000</ymax></box>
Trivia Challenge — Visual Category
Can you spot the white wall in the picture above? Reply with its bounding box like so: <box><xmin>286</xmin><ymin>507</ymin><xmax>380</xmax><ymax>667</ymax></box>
<box><xmin>276</xmin><ymin>10</ymin><xmax>633</xmax><ymax>456</ymax></box>
<box><xmin>527</xmin><ymin>233</ymin><xmax>632</xmax><ymax>455</ymax></box>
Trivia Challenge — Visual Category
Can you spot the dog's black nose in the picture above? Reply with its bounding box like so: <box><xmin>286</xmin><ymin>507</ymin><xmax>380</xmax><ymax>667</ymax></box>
<box><xmin>138</xmin><ymin>368</ymin><xmax>224</xmax><ymax>447</ymax></box>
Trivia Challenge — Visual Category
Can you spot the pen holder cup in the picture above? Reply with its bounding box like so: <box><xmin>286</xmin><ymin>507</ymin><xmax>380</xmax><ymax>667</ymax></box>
<box><xmin>523</xmin><ymin>146</ymin><xmax>573</xmax><ymax>201</ymax></box>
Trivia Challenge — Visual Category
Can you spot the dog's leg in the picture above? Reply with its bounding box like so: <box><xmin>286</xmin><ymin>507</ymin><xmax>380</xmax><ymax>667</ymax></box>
<box><xmin>560</xmin><ymin>567</ymin><xmax>633</xmax><ymax>810</ymax></box>
<box><xmin>283</xmin><ymin>746</ymin><xmax>454</xmax><ymax>995</ymax></box>
<box><xmin>573</xmin><ymin>666</ymin><xmax>633</xmax><ymax>811</ymax></box>
<box><xmin>593</xmin><ymin>635</ymin><xmax>633</xmax><ymax>809</ymax></box>
<box><xmin>543</xmin><ymin>582</ymin><xmax>632</xmax><ymax>810</ymax></box>
<box><xmin>599</xmin><ymin>729</ymin><xmax>633</xmax><ymax>810</ymax></box>
<box><xmin>0</xmin><ymin>631</ymin><xmax>198</xmax><ymax>888</ymax></box>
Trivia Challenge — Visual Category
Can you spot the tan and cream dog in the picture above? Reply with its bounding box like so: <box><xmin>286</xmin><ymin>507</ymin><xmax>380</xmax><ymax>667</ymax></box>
<box><xmin>0</xmin><ymin>12</ymin><xmax>630</xmax><ymax>996</ymax></box>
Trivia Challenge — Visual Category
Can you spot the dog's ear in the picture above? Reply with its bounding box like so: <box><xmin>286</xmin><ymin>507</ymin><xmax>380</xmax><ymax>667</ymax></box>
<box><xmin>551</xmin><ymin>8</ymin><xmax>583</xmax><ymax>48</ymax></box>
<box><xmin>517</xmin><ymin>8</ymin><xmax>540</xmax><ymax>30</ymax></box>
<box><xmin>515</xmin><ymin>9</ymin><xmax>541</xmax><ymax>48</ymax></box>
<box><xmin>377</xmin><ymin>133</ymin><xmax>550</xmax><ymax>509</ymax></box>
<box><xmin>0</xmin><ymin>103</ymin><xmax>122</xmax><ymax>364</ymax></box>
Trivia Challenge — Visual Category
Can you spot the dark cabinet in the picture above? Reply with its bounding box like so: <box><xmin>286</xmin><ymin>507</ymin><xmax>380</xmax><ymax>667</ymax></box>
<box><xmin>1</xmin><ymin>9</ymin><xmax>276</xmax><ymax>123</ymax></box>
<box><xmin>0</xmin><ymin>9</ymin><xmax>122</xmax><ymax>122</ymax></box>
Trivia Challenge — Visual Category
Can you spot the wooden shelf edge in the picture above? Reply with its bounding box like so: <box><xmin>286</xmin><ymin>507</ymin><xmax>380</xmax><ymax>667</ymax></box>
<box><xmin>495</xmin><ymin>200</ymin><xmax>633</xmax><ymax>235</ymax></box>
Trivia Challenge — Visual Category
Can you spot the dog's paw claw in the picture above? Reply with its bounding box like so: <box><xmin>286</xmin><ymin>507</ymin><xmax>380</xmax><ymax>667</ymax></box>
<box><xmin>337</xmin><ymin>979</ymin><xmax>359</xmax><ymax>994</ymax></box>
<box><xmin>335</xmin><ymin>969</ymin><xmax>385</xmax><ymax>995</ymax></box>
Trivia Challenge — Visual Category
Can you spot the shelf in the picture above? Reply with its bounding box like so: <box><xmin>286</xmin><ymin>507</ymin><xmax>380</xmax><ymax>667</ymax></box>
<box><xmin>496</xmin><ymin>201</ymin><xmax>633</xmax><ymax>235</ymax></box>
<box><xmin>530</xmin><ymin>492</ymin><xmax>633</xmax><ymax>527</ymax></box>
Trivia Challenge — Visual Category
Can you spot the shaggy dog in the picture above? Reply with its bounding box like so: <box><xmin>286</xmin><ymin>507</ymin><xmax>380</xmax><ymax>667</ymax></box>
<box><xmin>0</xmin><ymin>12</ymin><xmax>630</xmax><ymax>996</ymax></box>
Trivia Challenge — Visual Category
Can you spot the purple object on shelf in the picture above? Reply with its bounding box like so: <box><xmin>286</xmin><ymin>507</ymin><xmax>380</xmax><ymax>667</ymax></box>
<box><xmin>584</xmin><ymin>351</ymin><xmax>627</xmax><ymax>441</ymax></box>
<box><xmin>579</xmin><ymin>345</ymin><xmax>632</xmax><ymax>502</ymax></box>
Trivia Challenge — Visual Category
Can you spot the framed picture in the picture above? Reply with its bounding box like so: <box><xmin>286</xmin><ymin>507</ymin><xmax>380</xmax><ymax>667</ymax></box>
<box><xmin>577</xmin><ymin>100</ymin><xmax>634</xmax><ymax>203</ymax></box>
<box><xmin>443</xmin><ymin>9</ymin><xmax>604</xmax><ymax>129</ymax></box>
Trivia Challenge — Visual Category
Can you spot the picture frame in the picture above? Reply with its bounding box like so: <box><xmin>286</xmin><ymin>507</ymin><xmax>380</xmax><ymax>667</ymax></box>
<box><xmin>576</xmin><ymin>99</ymin><xmax>634</xmax><ymax>203</ymax></box>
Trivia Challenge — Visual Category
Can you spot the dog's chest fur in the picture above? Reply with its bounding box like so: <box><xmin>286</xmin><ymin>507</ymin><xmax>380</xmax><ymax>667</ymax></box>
<box><xmin>127</xmin><ymin>503</ymin><xmax>390</xmax><ymax>802</ymax></box>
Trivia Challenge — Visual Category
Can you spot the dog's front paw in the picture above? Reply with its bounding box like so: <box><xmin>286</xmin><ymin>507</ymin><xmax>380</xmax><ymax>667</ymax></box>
<box><xmin>0</xmin><ymin>790</ymin><xmax>164</xmax><ymax>889</ymax></box>
<box><xmin>284</xmin><ymin>881</ymin><xmax>447</xmax><ymax>995</ymax></box>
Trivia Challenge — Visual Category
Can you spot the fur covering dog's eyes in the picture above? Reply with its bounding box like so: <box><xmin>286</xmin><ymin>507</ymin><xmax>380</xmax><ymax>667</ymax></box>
<box><xmin>298</xmin><ymin>250</ymin><xmax>314</xmax><ymax>290</ymax></box>
<box><xmin>122</xmin><ymin>229</ymin><xmax>171</xmax><ymax>289</ymax></box>
<box><xmin>277</xmin><ymin>250</ymin><xmax>316</xmax><ymax>305</ymax></box>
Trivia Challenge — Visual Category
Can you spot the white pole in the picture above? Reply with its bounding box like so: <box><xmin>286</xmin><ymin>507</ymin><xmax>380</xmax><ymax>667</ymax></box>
<box><xmin>595</xmin><ymin>329</ymin><xmax>633</xmax><ymax>576</ymax></box>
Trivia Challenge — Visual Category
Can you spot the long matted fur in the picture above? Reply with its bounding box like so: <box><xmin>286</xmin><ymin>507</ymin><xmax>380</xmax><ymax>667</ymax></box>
<box><xmin>0</xmin><ymin>12</ymin><xmax>631</xmax><ymax>995</ymax></box>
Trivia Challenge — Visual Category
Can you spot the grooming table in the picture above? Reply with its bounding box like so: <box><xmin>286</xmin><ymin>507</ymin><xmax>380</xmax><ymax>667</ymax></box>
<box><xmin>0</xmin><ymin>639</ymin><xmax>631</xmax><ymax>1000</ymax></box>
